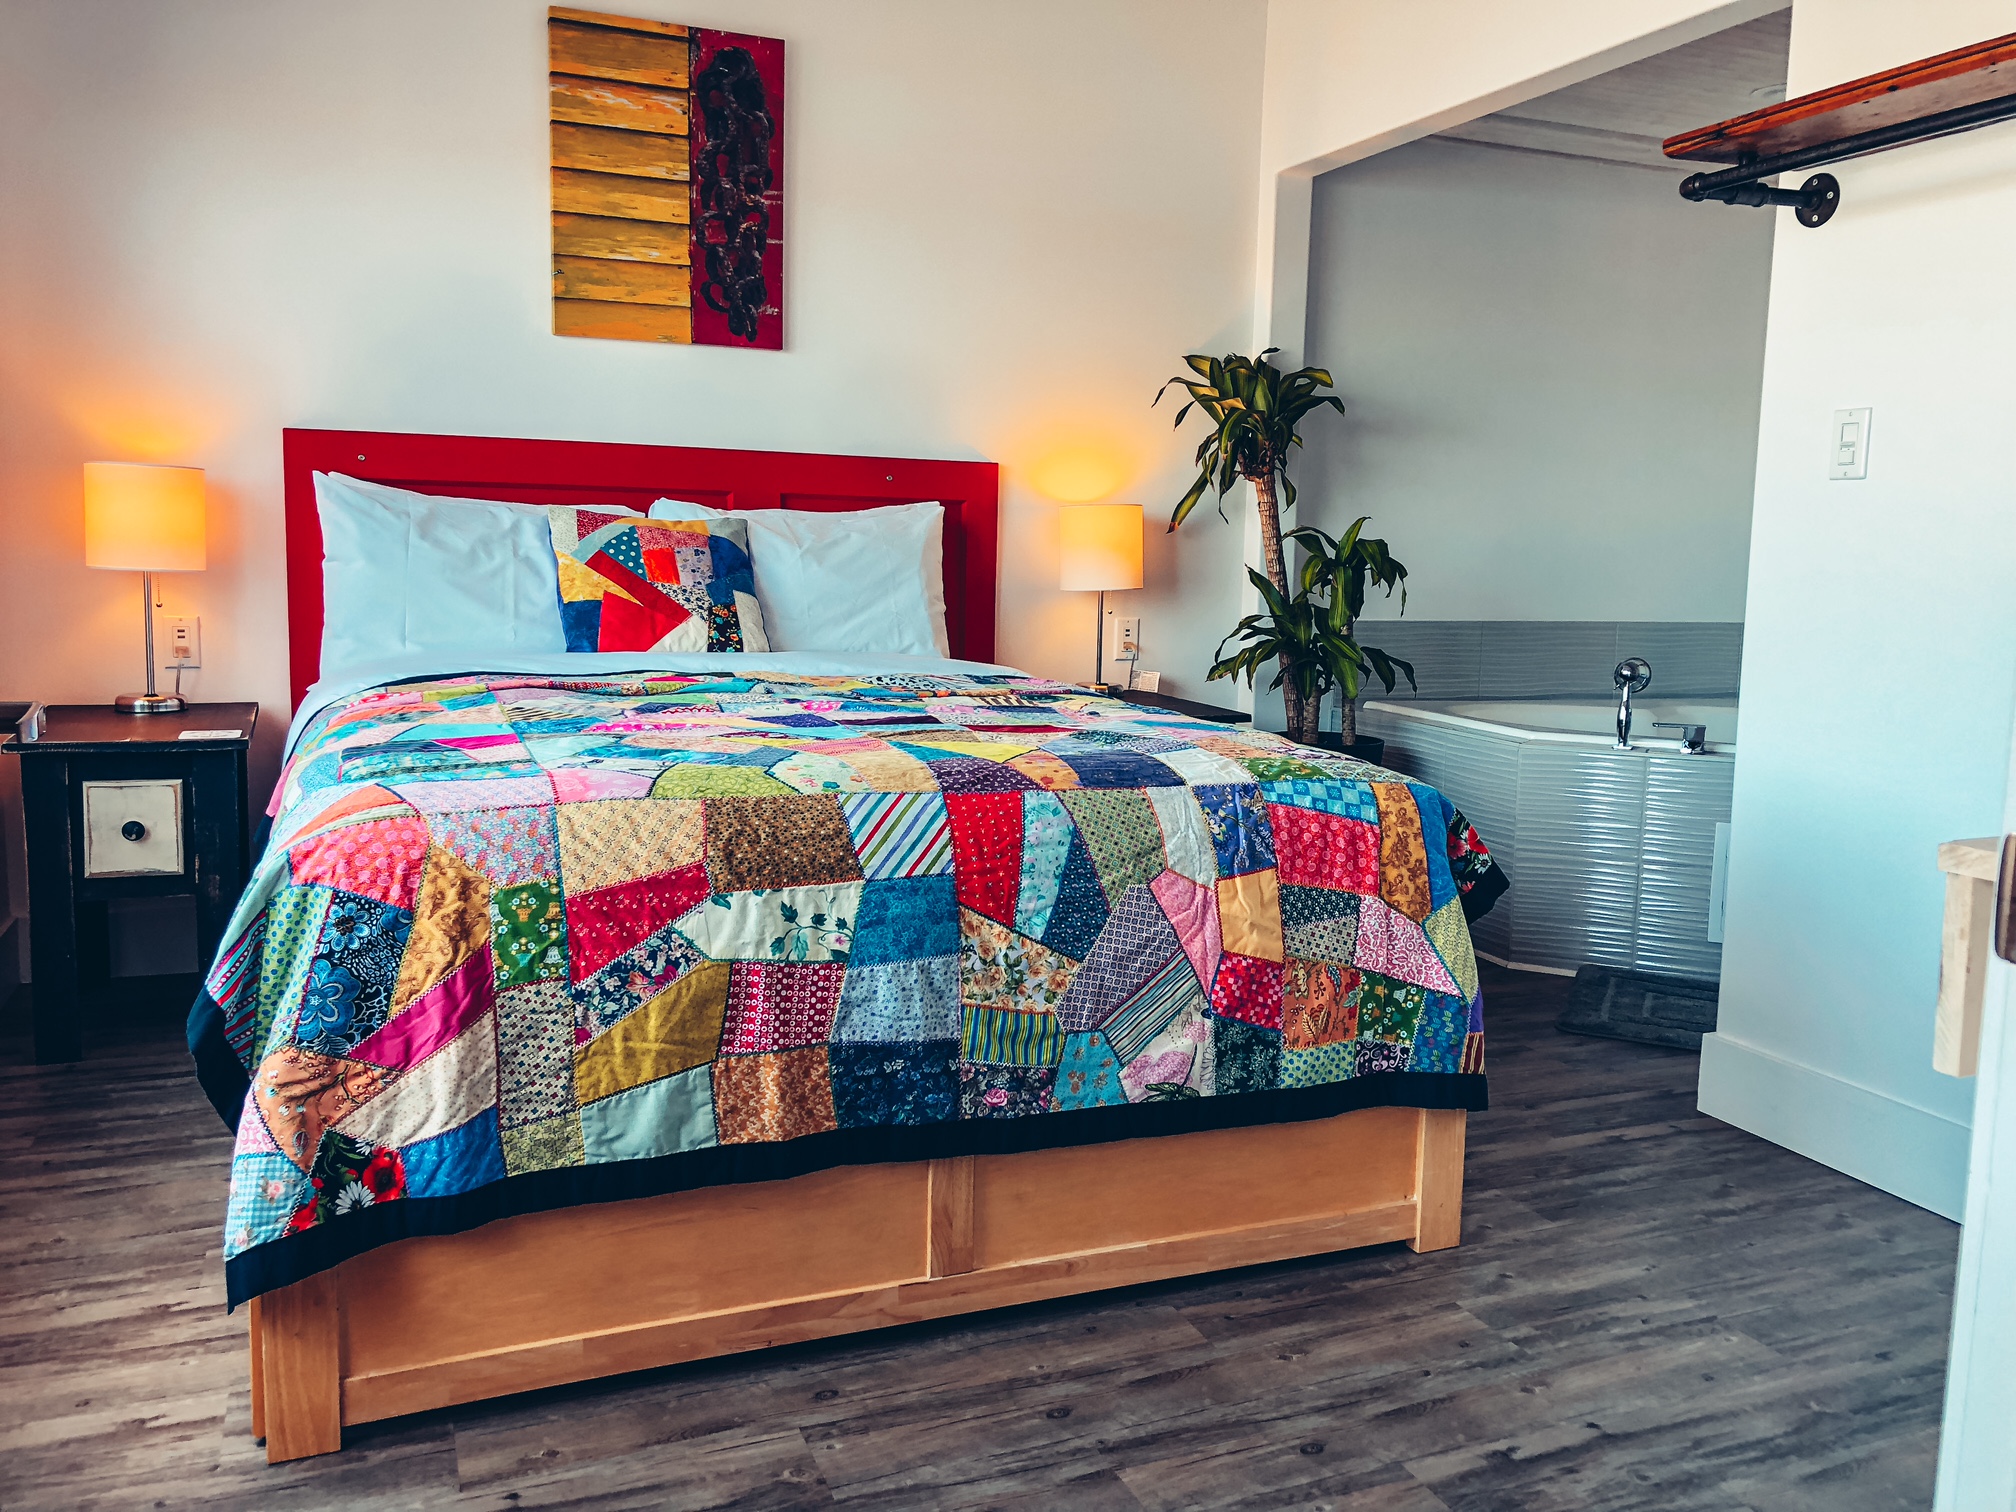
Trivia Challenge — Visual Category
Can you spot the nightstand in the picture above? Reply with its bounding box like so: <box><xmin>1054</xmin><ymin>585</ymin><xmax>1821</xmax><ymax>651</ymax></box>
<box><xmin>1114</xmin><ymin>688</ymin><xmax>1252</xmax><ymax>725</ymax></box>
<box><xmin>3</xmin><ymin>703</ymin><xmax>257</xmax><ymax>1063</ymax></box>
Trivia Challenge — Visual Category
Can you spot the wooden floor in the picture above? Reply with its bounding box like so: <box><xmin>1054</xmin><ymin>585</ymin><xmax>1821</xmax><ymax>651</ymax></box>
<box><xmin>0</xmin><ymin>967</ymin><xmax>1958</xmax><ymax>1511</ymax></box>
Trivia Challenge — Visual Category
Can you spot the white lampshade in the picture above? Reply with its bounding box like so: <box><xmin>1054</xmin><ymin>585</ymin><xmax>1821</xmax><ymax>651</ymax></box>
<box><xmin>1058</xmin><ymin>503</ymin><xmax>1143</xmax><ymax>591</ymax></box>
<box><xmin>83</xmin><ymin>462</ymin><xmax>207</xmax><ymax>572</ymax></box>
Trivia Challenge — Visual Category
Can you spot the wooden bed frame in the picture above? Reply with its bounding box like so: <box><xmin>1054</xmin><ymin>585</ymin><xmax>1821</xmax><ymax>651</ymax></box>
<box><xmin>250</xmin><ymin>428</ymin><xmax>1469</xmax><ymax>1463</ymax></box>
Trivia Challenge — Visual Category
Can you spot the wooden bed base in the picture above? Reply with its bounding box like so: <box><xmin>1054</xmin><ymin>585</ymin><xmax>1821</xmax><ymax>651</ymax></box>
<box><xmin>249</xmin><ymin>1105</ymin><xmax>1466</xmax><ymax>1462</ymax></box>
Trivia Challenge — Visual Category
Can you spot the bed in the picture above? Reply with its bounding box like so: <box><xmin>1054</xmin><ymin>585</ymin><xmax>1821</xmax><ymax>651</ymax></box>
<box><xmin>193</xmin><ymin>427</ymin><xmax>1499</xmax><ymax>1463</ymax></box>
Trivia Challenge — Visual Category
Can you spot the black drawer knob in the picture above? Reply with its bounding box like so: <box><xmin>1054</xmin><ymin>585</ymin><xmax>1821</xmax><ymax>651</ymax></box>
<box><xmin>121</xmin><ymin>820</ymin><xmax>147</xmax><ymax>843</ymax></box>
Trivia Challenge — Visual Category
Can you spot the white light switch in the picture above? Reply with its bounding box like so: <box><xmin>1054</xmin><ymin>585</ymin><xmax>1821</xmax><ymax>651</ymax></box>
<box><xmin>1829</xmin><ymin>407</ymin><xmax>1871</xmax><ymax>480</ymax></box>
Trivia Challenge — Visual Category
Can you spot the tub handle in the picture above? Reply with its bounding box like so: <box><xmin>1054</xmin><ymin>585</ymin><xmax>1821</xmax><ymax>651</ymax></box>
<box><xmin>1652</xmin><ymin>722</ymin><xmax>1708</xmax><ymax>753</ymax></box>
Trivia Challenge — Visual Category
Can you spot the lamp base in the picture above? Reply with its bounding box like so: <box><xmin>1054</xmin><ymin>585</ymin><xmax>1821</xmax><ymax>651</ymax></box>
<box><xmin>115</xmin><ymin>693</ymin><xmax>185</xmax><ymax>715</ymax></box>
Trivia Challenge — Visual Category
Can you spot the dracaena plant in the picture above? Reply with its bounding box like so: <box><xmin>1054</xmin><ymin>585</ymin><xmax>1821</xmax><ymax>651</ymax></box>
<box><xmin>1208</xmin><ymin>521</ymin><xmax>1415</xmax><ymax>746</ymax></box>
<box><xmin>1155</xmin><ymin>349</ymin><xmax>1345</xmax><ymax>734</ymax></box>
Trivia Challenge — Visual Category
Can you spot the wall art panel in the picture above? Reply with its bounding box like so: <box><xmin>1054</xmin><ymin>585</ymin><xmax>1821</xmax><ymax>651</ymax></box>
<box><xmin>548</xmin><ymin>7</ymin><xmax>783</xmax><ymax>348</ymax></box>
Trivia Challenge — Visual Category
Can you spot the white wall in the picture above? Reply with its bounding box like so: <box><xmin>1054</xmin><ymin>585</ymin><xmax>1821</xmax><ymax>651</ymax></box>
<box><xmin>1699</xmin><ymin>0</ymin><xmax>2016</xmax><ymax>1221</ymax></box>
<box><xmin>1252</xmin><ymin>0</ymin><xmax>1785</xmax><ymax>365</ymax></box>
<box><xmin>1299</xmin><ymin>136</ymin><xmax>1771</xmax><ymax>623</ymax></box>
<box><xmin>1939</xmin><ymin>763</ymin><xmax>2016</xmax><ymax>1508</ymax></box>
<box><xmin>1225</xmin><ymin>0</ymin><xmax>1782</xmax><ymax>726</ymax></box>
<box><xmin>0</xmin><ymin>0</ymin><xmax>1267</xmax><ymax>784</ymax></box>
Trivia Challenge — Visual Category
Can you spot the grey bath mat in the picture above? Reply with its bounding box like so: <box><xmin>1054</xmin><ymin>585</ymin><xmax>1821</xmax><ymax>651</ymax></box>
<box><xmin>1557</xmin><ymin>965</ymin><xmax>1720</xmax><ymax>1051</ymax></box>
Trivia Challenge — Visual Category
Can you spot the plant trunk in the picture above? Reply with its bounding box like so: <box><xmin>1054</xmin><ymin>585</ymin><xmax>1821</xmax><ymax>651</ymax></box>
<box><xmin>1294</xmin><ymin>689</ymin><xmax>1324</xmax><ymax>743</ymax></box>
<box><xmin>1337</xmin><ymin>608</ymin><xmax>1358</xmax><ymax>746</ymax></box>
<box><xmin>1250</xmin><ymin>469</ymin><xmax>1303</xmax><ymax>737</ymax></box>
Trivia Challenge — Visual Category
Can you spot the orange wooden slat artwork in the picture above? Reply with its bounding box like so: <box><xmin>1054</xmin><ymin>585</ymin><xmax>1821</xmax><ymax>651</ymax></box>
<box><xmin>549</xmin><ymin>6</ymin><xmax>687</xmax><ymax>39</ymax></box>
<box><xmin>552</xmin><ymin>254</ymin><xmax>691</xmax><ymax>307</ymax></box>
<box><xmin>549</xmin><ymin>74</ymin><xmax>689</xmax><ymax>135</ymax></box>
<box><xmin>551</xmin><ymin>213</ymin><xmax>690</xmax><ymax>265</ymax></box>
<box><xmin>551</xmin><ymin>167</ymin><xmax>688</xmax><ymax>223</ymax></box>
<box><xmin>549</xmin><ymin>19</ymin><xmax>690</xmax><ymax>89</ymax></box>
<box><xmin>550</xmin><ymin>7</ymin><xmax>781</xmax><ymax>347</ymax></box>
<box><xmin>553</xmin><ymin>298</ymin><xmax>694</xmax><ymax>343</ymax></box>
<box><xmin>551</xmin><ymin>121</ymin><xmax>689</xmax><ymax>180</ymax></box>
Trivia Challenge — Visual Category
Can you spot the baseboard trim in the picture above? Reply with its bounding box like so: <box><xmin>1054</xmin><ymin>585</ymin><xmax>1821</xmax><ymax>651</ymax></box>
<box><xmin>1698</xmin><ymin>1031</ymin><xmax>1969</xmax><ymax>1221</ymax></box>
<box><xmin>1475</xmin><ymin>950</ymin><xmax>1578</xmax><ymax>978</ymax></box>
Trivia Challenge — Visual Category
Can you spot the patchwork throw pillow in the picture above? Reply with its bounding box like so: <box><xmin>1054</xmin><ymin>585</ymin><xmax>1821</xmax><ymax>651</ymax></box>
<box><xmin>548</xmin><ymin>508</ymin><xmax>770</xmax><ymax>654</ymax></box>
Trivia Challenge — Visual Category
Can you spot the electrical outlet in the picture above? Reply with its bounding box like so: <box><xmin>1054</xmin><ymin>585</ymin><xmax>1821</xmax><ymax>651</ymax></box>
<box><xmin>161</xmin><ymin>616</ymin><xmax>200</xmax><ymax>669</ymax></box>
<box><xmin>1113</xmin><ymin>615</ymin><xmax>1142</xmax><ymax>660</ymax></box>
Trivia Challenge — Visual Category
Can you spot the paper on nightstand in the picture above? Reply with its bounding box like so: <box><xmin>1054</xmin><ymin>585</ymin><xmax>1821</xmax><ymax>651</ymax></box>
<box><xmin>176</xmin><ymin>729</ymin><xmax>243</xmax><ymax>740</ymax></box>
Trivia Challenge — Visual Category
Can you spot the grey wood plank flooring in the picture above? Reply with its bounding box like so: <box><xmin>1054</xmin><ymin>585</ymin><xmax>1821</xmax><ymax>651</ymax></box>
<box><xmin>0</xmin><ymin>968</ymin><xmax>1956</xmax><ymax>1511</ymax></box>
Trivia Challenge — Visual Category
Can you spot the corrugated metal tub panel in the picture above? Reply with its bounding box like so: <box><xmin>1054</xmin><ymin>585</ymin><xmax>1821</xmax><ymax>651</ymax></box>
<box><xmin>1512</xmin><ymin>744</ymin><xmax>1647</xmax><ymax>970</ymax></box>
<box><xmin>1634</xmin><ymin>754</ymin><xmax>1735</xmax><ymax>977</ymax></box>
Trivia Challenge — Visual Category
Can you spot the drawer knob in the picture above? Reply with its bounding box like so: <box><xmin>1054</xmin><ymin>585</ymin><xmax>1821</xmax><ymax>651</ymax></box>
<box><xmin>121</xmin><ymin>820</ymin><xmax>148</xmax><ymax>842</ymax></box>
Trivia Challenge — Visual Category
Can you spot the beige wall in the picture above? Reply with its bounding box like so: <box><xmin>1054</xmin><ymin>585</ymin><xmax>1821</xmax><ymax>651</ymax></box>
<box><xmin>0</xmin><ymin>0</ymin><xmax>1268</xmax><ymax>786</ymax></box>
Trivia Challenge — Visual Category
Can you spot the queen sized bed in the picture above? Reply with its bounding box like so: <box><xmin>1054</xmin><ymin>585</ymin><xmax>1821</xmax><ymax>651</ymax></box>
<box><xmin>198</xmin><ymin>429</ymin><xmax>1500</xmax><ymax>1462</ymax></box>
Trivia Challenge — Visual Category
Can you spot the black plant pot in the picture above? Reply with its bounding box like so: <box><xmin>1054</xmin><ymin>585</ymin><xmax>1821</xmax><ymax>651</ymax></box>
<box><xmin>1268</xmin><ymin>730</ymin><xmax>1385</xmax><ymax>765</ymax></box>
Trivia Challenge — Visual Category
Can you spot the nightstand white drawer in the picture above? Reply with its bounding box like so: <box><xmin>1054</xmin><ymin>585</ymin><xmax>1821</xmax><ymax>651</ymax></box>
<box><xmin>82</xmin><ymin>780</ymin><xmax>185</xmax><ymax>877</ymax></box>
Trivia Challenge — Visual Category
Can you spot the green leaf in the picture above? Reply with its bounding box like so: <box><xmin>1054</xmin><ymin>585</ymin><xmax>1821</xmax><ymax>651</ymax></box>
<box><xmin>1168</xmin><ymin>471</ymin><xmax>1212</xmax><ymax>531</ymax></box>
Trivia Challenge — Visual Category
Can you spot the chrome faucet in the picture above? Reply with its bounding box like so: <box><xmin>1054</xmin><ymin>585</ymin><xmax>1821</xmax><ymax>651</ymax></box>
<box><xmin>1613</xmin><ymin>658</ymin><xmax>1651</xmax><ymax>749</ymax></box>
<box><xmin>1652</xmin><ymin>721</ymin><xmax>1708</xmax><ymax>754</ymax></box>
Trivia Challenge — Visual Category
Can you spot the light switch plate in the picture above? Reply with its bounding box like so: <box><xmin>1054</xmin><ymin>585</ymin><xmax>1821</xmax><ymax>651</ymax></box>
<box><xmin>1828</xmin><ymin>407</ymin><xmax>1871</xmax><ymax>480</ymax></box>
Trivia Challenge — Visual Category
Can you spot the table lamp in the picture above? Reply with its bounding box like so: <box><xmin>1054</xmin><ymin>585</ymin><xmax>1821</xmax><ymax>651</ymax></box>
<box><xmin>83</xmin><ymin>461</ymin><xmax>207</xmax><ymax>714</ymax></box>
<box><xmin>1059</xmin><ymin>503</ymin><xmax>1142</xmax><ymax>693</ymax></box>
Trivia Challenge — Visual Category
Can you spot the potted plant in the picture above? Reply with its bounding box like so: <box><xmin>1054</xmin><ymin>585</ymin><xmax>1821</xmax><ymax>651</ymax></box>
<box><xmin>1155</xmin><ymin>349</ymin><xmax>1344</xmax><ymax>739</ymax></box>
<box><xmin>1207</xmin><ymin>520</ymin><xmax>1415</xmax><ymax>753</ymax></box>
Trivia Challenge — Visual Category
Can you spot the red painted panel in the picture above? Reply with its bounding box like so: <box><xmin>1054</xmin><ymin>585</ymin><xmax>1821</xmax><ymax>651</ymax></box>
<box><xmin>282</xmin><ymin>428</ymin><xmax>1000</xmax><ymax>710</ymax></box>
<box><xmin>689</xmin><ymin>29</ymin><xmax>784</xmax><ymax>349</ymax></box>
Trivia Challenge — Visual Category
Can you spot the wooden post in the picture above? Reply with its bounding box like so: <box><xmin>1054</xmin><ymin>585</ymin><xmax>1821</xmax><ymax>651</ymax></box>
<box><xmin>1408</xmin><ymin>1109</ymin><xmax>1466</xmax><ymax>1253</ymax></box>
<box><xmin>259</xmin><ymin>1269</ymin><xmax>344</xmax><ymax>1463</ymax></box>
<box><xmin>1935</xmin><ymin>837</ymin><xmax>1998</xmax><ymax>1078</ymax></box>
<box><xmin>926</xmin><ymin>1156</ymin><xmax>976</xmax><ymax>1278</ymax></box>
<box><xmin>248</xmin><ymin>1295</ymin><xmax>266</xmax><ymax>1442</ymax></box>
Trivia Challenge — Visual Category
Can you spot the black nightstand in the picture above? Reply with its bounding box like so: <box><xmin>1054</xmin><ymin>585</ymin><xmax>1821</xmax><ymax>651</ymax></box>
<box><xmin>3</xmin><ymin>703</ymin><xmax>257</xmax><ymax>1063</ymax></box>
<box><xmin>1115</xmin><ymin>688</ymin><xmax>1251</xmax><ymax>725</ymax></box>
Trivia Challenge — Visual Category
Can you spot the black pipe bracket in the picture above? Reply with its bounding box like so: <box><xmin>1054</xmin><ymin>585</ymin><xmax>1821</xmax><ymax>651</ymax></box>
<box><xmin>1675</xmin><ymin>87</ymin><xmax>2016</xmax><ymax>227</ymax></box>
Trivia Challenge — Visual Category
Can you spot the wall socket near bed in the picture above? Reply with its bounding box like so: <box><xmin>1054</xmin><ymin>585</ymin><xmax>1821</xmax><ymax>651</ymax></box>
<box><xmin>161</xmin><ymin>616</ymin><xmax>200</xmax><ymax>670</ymax></box>
<box><xmin>1112</xmin><ymin>615</ymin><xmax>1141</xmax><ymax>661</ymax></box>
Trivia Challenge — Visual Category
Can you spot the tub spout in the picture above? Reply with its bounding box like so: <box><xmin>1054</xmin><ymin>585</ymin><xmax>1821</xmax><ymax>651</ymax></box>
<box><xmin>1613</xmin><ymin>658</ymin><xmax>1652</xmax><ymax>749</ymax></box>
<box><xmin>1653</xmin><ymin>722</ymin><xmax>1709</xmax><ymax>754</ymax></box>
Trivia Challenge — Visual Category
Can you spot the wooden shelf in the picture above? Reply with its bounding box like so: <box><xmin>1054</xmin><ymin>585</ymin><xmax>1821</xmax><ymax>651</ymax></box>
<box><xmin>1664</xmin><ymin>30</ymin><xmax>2016</xmax><ymax>165</ymax></box>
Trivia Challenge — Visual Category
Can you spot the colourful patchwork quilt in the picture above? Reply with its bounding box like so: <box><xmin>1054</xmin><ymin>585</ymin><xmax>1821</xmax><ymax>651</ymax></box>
<box><xmin>191</xmin><ymin>670</ymin><xmax>1502</xmax><ymax>1306</ymax></box>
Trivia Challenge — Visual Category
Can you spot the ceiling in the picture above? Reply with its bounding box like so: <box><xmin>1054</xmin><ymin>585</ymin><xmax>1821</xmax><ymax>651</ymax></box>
<box><xmin>1434</xmin><ymin>9</ymin><xmax>1792</xmax><ymax>170</ymax></box>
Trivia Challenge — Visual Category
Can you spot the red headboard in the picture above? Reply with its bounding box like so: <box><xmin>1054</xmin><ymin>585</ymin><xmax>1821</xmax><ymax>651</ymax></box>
<box><xmin>282</xmin><ymin>428</ymin><xmax>1000</xmax><ymax>709</ymax></box>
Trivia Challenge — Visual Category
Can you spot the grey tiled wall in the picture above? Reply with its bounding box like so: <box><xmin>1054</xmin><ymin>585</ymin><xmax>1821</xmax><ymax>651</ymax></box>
<box><xmin>1343</xmin><ymin>620</ymin><xmax>1743</xmax><ymax>703</ymax></box>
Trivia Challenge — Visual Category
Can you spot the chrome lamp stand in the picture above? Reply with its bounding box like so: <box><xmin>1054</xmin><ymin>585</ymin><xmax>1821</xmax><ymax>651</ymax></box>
<box><xmin>115</xmin><ymin>571</ymin><xmax>184</xmax><ymax>714</ymax></box>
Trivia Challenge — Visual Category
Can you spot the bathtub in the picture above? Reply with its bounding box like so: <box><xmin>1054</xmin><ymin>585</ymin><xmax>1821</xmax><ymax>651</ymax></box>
<box><xmin>1358</xmin><ymin>697</ymin><xmax>1737</xmax><ymax>979</ymax></box>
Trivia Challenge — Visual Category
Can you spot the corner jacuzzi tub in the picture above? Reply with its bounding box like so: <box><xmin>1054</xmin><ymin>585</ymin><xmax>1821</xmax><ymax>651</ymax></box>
<box><xmin>1358</xmin><ymin>698</ymin><xmax>1737</xmax><ymax>978</ymax></box>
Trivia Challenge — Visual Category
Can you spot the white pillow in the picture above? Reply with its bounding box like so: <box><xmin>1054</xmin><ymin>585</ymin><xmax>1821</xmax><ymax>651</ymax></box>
<box><xmin>646</xmin><ymin>499</ymin><xmax>948</xmax><ymax>656</ymax></box>
<box><xmin>315</xmin><ymin>472</ymin><xmax>584</xmax><ymax>676</ymax></box>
